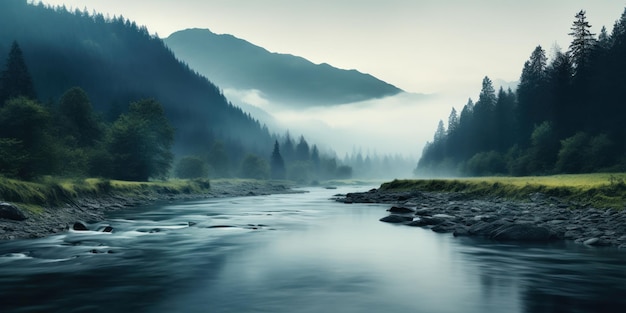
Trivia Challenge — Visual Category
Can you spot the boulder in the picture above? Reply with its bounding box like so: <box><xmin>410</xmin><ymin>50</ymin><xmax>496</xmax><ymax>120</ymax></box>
<box><xmin>431</xmin><ymin>221</ymin><xmax>458</xmax><ymax>233</ymax></box>
<box><xmin>387</xmin><ymin>206</ymin><xmax>415</xmax><ymax>214</ymax></box>
<box><xmin>72</xmin><ymin>221</ymin><xmax>89</xmax><ymax>231</ymax></box>
<box><xmin>379</xmin><ymin>215</ymin><xmax>413</xmax><ymax>224</ymax></box>
<box><xmin>468</xmin><ymin>220</ymin><xmax>512</xmax><ymax>237</ymax></box>
<box><xmin>490</xmin><ymin>224</ymin><xmax>557</xmax><ymax>242</ymax></box>
<box><xmin>0</xmin><ymin>202</ymin><xmax>27</xmax><ymax>221</ymax></box>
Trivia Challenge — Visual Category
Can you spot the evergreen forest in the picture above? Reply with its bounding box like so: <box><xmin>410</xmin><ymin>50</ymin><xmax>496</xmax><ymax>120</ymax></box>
<box><xmin>0</xmin><ymin>0</ymin><xmax>357</xmax><ymax>182</ymax></box>
<box><xmin>416</xmin><ymin>9</ymin><xmax>626</xmax><ymax>177</ymax></box>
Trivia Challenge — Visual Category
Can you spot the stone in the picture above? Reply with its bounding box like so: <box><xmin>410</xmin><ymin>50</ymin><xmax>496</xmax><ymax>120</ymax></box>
<box><xmin>0</xmin><ymin>202</ymin><xmax>27</xmax><ymax>221</ymax></box>
<box><xmin>387</xmin><ymin>206</ymin><xmax>415</xmax><ymax>214</ymax></box>
<box><xmin>72</xmin><ymin>221</ymin><xmax>89</xmax><ymax>231</ymax></box>
<box><xmin>490</xmin><ymin>224</ymin><xmax>557</xmax><ymax>242</ymax></box>
<box><xmin>583</xmin><ymin>238</ymin><xmax>600</xmax><ymax>246</ymax></box>
<box><xmin>379</xmin><ymin>215</ymin><xmax>413</xmax><ymax>224</ymax></box>
<box><xmin>431</xmin><ymin>221</ymin><xmax>458</xmax><ymax>233</ymax></box>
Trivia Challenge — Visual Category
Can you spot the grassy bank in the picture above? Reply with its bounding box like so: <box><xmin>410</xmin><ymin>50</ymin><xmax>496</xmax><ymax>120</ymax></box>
<box><xmin>0</xmin><ymin>176</ymin><xmax>212</xmax><ymax>214</ymax></box>
<box><xmin>380</xmin><ymin>173</ymin><xmax>626</xmax><ymax>209</ymax></box>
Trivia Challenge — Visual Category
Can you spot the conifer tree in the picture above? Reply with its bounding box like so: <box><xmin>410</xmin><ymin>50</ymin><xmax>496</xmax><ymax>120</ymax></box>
<box><xmin>270</xmin><ymin>140</ymin><xmax>286</xmax><ymax>179</ymax></box>
<box><xmin>568</xmin><ymin>10</ymin><xmax>596</xmax><ymax>74</ymax></box>
<box><xmin>0</xmin><ymin>41</ymin><xmax>36</xmax><ymax>105</ymax></box>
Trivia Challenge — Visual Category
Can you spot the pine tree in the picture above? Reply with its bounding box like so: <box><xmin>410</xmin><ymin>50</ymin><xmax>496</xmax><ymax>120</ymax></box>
<box><xmin>0</xmin><ymin>41</ymin><xmax>37</xmax><ymax>106</ymax></box>
<box><xmin>270</xmin><ymin>140</ymin><xmax>286</xmax><ymax>179</ymax></box>
<box><xmin>568</xmin><ymin>10</ymin><xmax>596</xmax><ymax>74</ymax></box>
<box><xmin>516</xmin><ymin>46</ymin><xmax>548</xmax><ymax>146</ymax></box>
<box><xmin>295</xmin><ymin>135</ymin><xmax>310</xmax><ymax>161</ymax></box>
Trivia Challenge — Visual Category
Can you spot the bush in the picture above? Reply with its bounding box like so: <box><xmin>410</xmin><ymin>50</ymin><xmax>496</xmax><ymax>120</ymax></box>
<box><xmin>175</xmin><ymin>156</ymin><xmax>209</xmax><ymax>179</ymax></box>
<box><xmin>556</xmin><ymin>132</ymin><xmax>591</xmax><ymax>173</ymax></box>
<box><xmin>465</xmin><ymin>151</ymin><xmax>506</xmax><ymax>176</ymax></box>
<box><xmin>240</xmin><ymin>154</ymin><xmax>269</xmax><ymax>180</ymax></box>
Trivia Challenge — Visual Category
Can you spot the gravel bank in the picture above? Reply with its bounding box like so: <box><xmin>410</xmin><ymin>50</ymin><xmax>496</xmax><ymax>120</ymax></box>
<box><xmin>336</xmin><ymin>188</ymin><xmax>626</xmax><ymax>249</ymax></box>
<box><xmin>0</xmin><ymin>180</ymin><xmax>296</xmax><ymax>240</ymax></box>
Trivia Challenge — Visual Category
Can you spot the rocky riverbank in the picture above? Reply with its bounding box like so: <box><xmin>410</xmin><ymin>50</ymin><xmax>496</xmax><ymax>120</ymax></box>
<box><xmin>0</xmin><ymin>180</ymin><xmax>295</xmax><ymax>240</ymax></box>
<box><xmin>336</xmin><ymin>188</ymin><xmax>626</xmax><ymax>249</ymax></box>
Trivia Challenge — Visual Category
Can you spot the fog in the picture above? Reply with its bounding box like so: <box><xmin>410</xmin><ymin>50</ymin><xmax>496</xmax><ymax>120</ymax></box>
<box><xmin>225</xmin><ymin>89</ymin><xmax>457</xmax><ymax>159</ymax></box>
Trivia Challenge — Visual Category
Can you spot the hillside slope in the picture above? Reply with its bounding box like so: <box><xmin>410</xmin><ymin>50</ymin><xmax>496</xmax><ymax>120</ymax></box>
<box><xmin>0</xmin><ymin>1</ymin><xmax>273</xmax><ymax>157</ymax></box>
<box><xmin>165</xmin><ymin>28</ymin><xmax>403</xmax><ymax>107</ymax></box>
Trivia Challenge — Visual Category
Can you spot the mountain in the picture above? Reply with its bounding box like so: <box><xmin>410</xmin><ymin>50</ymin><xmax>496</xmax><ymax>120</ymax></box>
<box><xmin>0</xmin><ymin>0</ymin><xmax>274</xmax><ymax>158</ymax></box>
<box><xmin>164</xmin><ymin>28</ymin><xmax>403</xmax><ymax>107</ymax></box>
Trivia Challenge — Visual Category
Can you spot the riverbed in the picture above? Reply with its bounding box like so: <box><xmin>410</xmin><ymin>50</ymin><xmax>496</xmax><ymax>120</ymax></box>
<box><xmin>1</xmin><ymin>186</ymin><xmax>625</xmax><ymax>312</ymax></box>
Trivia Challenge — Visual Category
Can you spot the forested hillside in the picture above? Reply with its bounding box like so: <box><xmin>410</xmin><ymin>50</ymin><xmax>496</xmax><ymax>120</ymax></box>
<box><xmin>0</xmin><ymin>0</ymin><xmax>361</xmax><ymax>182</ymax></box>
<box><xmin>165</xmin><ymin>28</ymin><xmax>402</xmax><ymax>107</ymax></box>
<box><xmin>417</xmin><ymin>9</ymin><xmax>626</xmax><ymax>177</ymax></box>
<box><xmin>0</xmin><ymin>0</ymin><xmax>272</xmax><ymax>159</ymax></box>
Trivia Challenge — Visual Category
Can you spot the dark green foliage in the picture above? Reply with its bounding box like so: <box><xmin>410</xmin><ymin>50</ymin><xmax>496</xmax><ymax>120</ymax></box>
<box><xmin>57</xmin><ymin>87</ymin><xmax>102</xmax><ymax>147</ymax></box>
<box><xmin>175</xmin><ymin>156</ymin><xmax>209</xmax><ymax>179</ymax></box>
<box><xmin>207</xmin><ymin>141</ymin><xmax>230</xmax><ymax>178</ymax></box>
<box><xmin>0</xmin><ymin>97</ymin><xmax>56</xmax><ymax>179</ymax></box>
<box><xmin>106</xmin><ymin>99</ymin><xmax>174</xmax><ymax>181</ymax></box>
<box><xmin>0</xmin><ymin>41</ymin><xmax>36</xmax><ymax>105</ymax></box>
<box><xmin>556</xmin><ymin>132</ymin><xmax>592</xmax><ymax>173</ymax></box>
<box><xmin>270</xmin><ymin>141</ymin><xmax>286</xmax><ymax>180</ymax></box>
<box><xmin>0</xmin><ymin>1</ymin><xmax>275</xmax><ymax>160</ymax></box>
<box><xmin>335</xmin><ymin>165</ymin><xmax>353</xmax><ymax>179</ymax></box>
<box><xmin>416</xmin><ymin>7</ymin><xmax>626</xmax><ymax>177</ymax></box>
<box><xmin>568</xmin><ymin>10</ymin><xmax>596</xmax><ymax>73</ymax></box>
<box><xmin>240</xmin><ymin>154</ymin><xmax>269</xmax><ymax>180</ymax></box>
<box><xmin>295</xmin><ymin>136</ymin><xmax>310</xmax><ymax>162</ymax></box>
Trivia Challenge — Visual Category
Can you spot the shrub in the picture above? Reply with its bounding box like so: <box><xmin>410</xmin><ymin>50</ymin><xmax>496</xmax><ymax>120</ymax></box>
<box><xmin>175</xmin><ymin>156</ymin><xmax>209</xmax><ymax>179</ymax></box>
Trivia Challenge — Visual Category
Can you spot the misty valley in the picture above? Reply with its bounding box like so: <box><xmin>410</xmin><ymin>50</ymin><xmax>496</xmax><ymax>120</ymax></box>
<box><xmin>1</xmin><ymin>1</ymin><xmax>626</xmax><ymax>312</ymax></box>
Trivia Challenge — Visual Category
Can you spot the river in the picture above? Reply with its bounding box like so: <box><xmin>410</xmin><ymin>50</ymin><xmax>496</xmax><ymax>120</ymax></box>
<box><xmin>0</xmin><ymin>186</ymin><xmax>625</xmax><ymax>313</ymax></box>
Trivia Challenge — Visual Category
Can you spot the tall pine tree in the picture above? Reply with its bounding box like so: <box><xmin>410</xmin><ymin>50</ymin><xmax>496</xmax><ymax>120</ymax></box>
<box><xmin>0</xmin><ymin>41</ymin><xmax>36</xmax><ymax>105</ymax></box>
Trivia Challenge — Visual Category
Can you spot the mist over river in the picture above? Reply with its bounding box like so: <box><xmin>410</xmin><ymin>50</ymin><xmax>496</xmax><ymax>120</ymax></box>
<box><xmin>1</xmin><ymin>186</ymin><xmax>625</xmax><ymax>312</ymax></box>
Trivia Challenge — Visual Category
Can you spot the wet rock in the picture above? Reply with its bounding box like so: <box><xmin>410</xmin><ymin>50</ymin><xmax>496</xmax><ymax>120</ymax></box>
<box><xmin>387</xmin><ymin>206</ymin><xmax>415</xmax><ymax>214</ymax></box>
<box><xmin>0</xmin><ymin>203</ymin><xmax>27</xmax><ymax>221</ymax></box>
<box><xmin>101</xmin><ymin>226</ymin><xmax>113</xmax><ymax>233</ymax></box>
<box><xmin>468</xmin><ymin>220</ymin><xmax>512</xmax><ymax>237</ymax></box>
<box><xmin>431</xmin><ymin>221</ymin><xmax>458</xmax><ymax>233</ymax></box>
<box><xmin>491</xmin><ymin>224</ymin><xmax>557</xmax><ymax>242</ymax></box>
<box><xmin>72</xmin><ymin>221</ymin><xmax>89</xmax><ymax>231</ymax></box>
<box><xmin>583</xmin><ymin>238</ymin><xmax>601</xmax><ymax>246</ymax></box>
<box><xmin>379</xmin><ymin>215</ymin><xmax>413</xmax><ymax>224</ymax></box>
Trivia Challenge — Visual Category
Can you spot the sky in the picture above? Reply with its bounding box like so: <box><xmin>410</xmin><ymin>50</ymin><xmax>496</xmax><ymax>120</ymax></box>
<box><xmin>38</xmin><ymin>0</ymin><xmax>626</xmax><ymax>158</ymax></box>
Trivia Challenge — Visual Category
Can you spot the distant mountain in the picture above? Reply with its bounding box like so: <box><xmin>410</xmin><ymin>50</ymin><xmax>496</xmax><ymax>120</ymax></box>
<box><xmin>164</xmin><ymin>28</ymin><xmax>403</xmax><ymax>107</ymax></box>
<box><xmin>0</xmin><ymin>0</ymin><xmax>273</xmax><ymax>157</ymax></box>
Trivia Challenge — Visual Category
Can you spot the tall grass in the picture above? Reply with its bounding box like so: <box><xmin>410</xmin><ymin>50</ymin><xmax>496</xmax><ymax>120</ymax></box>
<box><xmin>0</xmin><ymin>177</ymin><xmax>212</xmax><ymax>214</ymax></box>
<box><xmin>380</xmin><ymin>173</ymin><xmax>626</xmax><ymax>209</ymax></box>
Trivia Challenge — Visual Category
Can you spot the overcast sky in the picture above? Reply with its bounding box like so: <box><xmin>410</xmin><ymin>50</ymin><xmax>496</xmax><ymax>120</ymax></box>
<box><xmin>38</xmin><ymin>1</ymin><xmax>626</xmax><ymax>158</ymax></box>
<box><xmin>40</xmin><ymin>0</ymin><xmax>625</xmax><ymax>95</ymax></box>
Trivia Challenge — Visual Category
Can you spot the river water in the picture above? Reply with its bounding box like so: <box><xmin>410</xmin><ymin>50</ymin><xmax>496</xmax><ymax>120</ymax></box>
<box><xmin>0</xmin><ymin>186</ymin><xmax>625</xmax><ymax>313</ymax></box>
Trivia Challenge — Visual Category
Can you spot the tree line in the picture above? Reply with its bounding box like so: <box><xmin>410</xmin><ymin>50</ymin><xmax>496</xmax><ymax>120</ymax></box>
<box><xmin>0</xmin><ymin>41</ymin><xmax>357</xmax><ymax>183</ymax></box>
<box><xmin>417</xmin><ymin>9</ymin><xmax>626</xmax><ymax>177</ymax></box>
<box><xmin>0</xmin><ymin>42</ymin><xmax>174</xmax><ymax>181</ymax></box>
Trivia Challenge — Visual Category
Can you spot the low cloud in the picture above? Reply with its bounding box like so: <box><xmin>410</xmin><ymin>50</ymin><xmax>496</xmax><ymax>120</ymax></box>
<box><xmin>226</xmin><ymin>90</ymin><xmax>461</xmax><ymax>159</ymax></box>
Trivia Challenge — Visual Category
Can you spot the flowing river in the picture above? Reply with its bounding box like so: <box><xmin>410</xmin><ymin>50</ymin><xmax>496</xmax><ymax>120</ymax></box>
<box><xmin>1</xmin><ymin>186</ymin><xmax>625</xmax><ymax>313</ymax></box>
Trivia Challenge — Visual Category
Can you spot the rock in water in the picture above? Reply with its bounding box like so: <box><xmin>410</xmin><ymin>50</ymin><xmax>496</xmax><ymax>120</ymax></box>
<box><xmin>491</xmin><ymin>224</ymin><xmax>557</xmax><ymax>242</ymax></box>
<box><xmin>379</xmin><ymin>215</ymin><xmax>413</xmax><ymax>223</ymax></box>
<box><xmin>387</xmin><ymin>206</ymin><xmax>415</xmax><ymax>214</ymax></box>
<box><xmin>72</xmin><ymin>221</ymin><xmax>89</xmax><ymax>231</ymax></box>
<box><xmin>0</xmin><ymin>203</ymin><xmax>27</xmax><ymax>221</ymax></box>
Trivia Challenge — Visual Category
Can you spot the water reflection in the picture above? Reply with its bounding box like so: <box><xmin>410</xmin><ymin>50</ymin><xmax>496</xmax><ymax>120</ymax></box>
<box><xmin>0</xmin><ymin>187</ymin><xmax>624</xmax><ymax>313</ymax></box>
<box><xmin>456</xmin><ymin>238</ymin><xmax>626</xmax><ymax>313</ymax></box>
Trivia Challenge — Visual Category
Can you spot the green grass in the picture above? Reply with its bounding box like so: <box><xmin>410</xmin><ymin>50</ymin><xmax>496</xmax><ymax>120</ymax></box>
<box><xmin>0</xmin><ymin>176</ymin><xmax>212</xmax><ymax>214</ymax></box>
<box><xmin>380</xmin><ymin>173</ymin><xmax>626</xmax><ymax>209</ymax></box>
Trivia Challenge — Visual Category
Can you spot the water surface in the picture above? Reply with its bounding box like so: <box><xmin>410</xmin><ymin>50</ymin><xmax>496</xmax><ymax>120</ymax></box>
<box><xmin>0</xmin><ymin>186</ymin><xmax>624</xmax><ymax>312</ymax></box>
